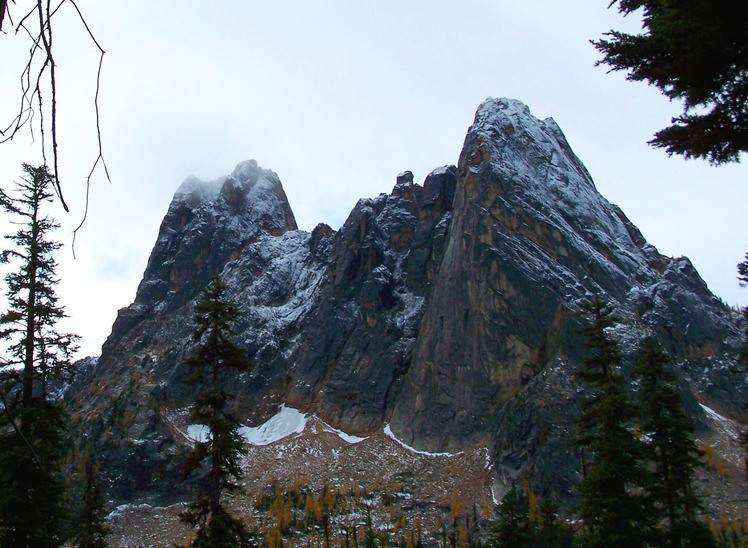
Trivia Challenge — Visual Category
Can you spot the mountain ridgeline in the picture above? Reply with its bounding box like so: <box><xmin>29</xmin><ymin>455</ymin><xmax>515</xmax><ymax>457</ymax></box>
<box><xmin>71</xmin><ymin>98</ymin><xmax>744</xmax><ymax>503</ymax></box>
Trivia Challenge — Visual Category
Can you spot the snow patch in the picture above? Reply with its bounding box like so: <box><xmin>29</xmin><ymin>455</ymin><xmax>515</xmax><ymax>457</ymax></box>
<box><xmin>318</xmin><ymin>419</ymin><xmax>368</xmax><ymax>444</ymax></box>
<box><xmin>239</xmin><ymin>405</ymin><xmax>307</xmax><ymax>446</ymax></box>
<box><xmin>108</xmin><ymin>502</ymin><xmax>153</xmax><ymax>519</ymax></box>
<box><xmin>482</xmin><ymin>447</ymin><xmax>493</xmax><ymax>471</ymax></box>
<box><xmin>491</xmin><ymin>483</ymin><xmax>500</xmax><ymax>506</ymax></box>
<box><xmin>429</xmin><ymin>165</ymin><xmax>451</xmax><ymax>176</ymax></box>
<box><xmin>699</xmin><ymin>403</ymin><xmax>741</xmax><ymax>440</ymax></box>
<box><xmin>384</xmin><ymin>424</ymin><xmax>461</xmax><ymax>457</ymax></box>
<box><xmin>186</xmin><ymin>424</ymin><xmax>211</xmax><ymax>443</ymax></box>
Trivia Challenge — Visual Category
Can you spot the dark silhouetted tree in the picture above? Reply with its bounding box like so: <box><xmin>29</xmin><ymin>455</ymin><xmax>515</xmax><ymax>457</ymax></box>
<box><xmin>594</xmin><ymin>1</ymin><xmax>748</xmax><ymax>164</ymax></box>
<box><xmin>738</xmin><ymin>254</ymin><xmax>748</xmax><ymax>480</ymax></box>
<box><xmin>180</xmin><ymin>276</ymin><xmax>254</xmax><ymax>547</ymax></box>
<box><xmin>574</xmin><ymin>296</ymin><xmax>651</xmax><ymax>548</ymax></box>
<box><xmin>738</xmin><ymin>254</ymin><xmax>748</xmax><ymax>364</ymax></box>
<box><xmin>537</xmin><ymin>497</ymin><xmax>568</xmax><ymax>548</ymax></box>
<box><xmin>488</xmin><ymin>486</ymin><xmax>535</xmax><ymax>547</ymax></box>
<box><xmin>633</xmin><ymin>336</ymin><xmax>715</xmax><ymax>548</ymax></box>
<box><xmin>0</xmin><ymin>163</ymin><xmax>78</xmax><ymax>546</ymax></box>
<box><xmin>70</xmin><ymin>452</ymin><xmax>110</xmax><ymax>548</ymax></box>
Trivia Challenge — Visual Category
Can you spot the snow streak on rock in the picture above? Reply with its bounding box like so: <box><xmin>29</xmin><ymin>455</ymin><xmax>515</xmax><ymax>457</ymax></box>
<box><xmin>384</xmin><ymin>425</ymin><xmax>461</xmax><ymax>457</ymax></box>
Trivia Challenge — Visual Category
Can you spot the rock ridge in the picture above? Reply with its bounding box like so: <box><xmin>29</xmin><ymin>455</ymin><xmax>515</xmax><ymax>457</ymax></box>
<box><xmin>70</xmin><ymin>98</ymin><xmax>744</xmax><ymax>504</ymax></box>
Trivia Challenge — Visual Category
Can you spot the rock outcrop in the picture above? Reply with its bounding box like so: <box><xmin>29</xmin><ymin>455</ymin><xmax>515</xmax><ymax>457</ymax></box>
<box><xmin>389</xmin><ymin>98</ymin><xmax>737</xmax><ymax>454</ymax></box>
<box><xmin>69</xmin><ymin>98</ymin><xmax>745</xmax><ymax>503</ymax></box>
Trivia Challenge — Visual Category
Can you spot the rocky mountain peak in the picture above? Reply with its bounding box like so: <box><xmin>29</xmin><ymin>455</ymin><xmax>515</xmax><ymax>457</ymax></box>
<box><xmin>74</xmin><ymin>99</ymin><xmax>743</xmax><ymax>507</ymax></box>
<box><xmin>389</xmin><ymin>97</ymin><xmax>736</xmax><ymax>452</ymax></box>
<box><xmin>464</xmin><ymin>98</ymin><xmax>597</xmax><ymax>197</ymax></box>
<box><xmin>103</xmin><ymin>160</ymin><xmax>297</xmax><ymax>354</ymax></box>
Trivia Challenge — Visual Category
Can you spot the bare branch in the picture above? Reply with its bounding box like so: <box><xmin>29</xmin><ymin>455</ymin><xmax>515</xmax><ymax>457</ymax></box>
<box><xmin>70</xmin><ymin>0</ymin><xmax>110</xmax><ymax>256</ymax></box>
<box><xmin>14</xmin><ymin>2</ymin><xmax>37</xmax><ymax>34</ymax></box>
<box><xmin>3</xmin><ymin>0</ymin><xmax>108</xmax><ymax>222</ymax></box>
<box><xmin>0</xmin><ymin>383</ymin><xmax>47</xmax><ymax>474</ymax></box>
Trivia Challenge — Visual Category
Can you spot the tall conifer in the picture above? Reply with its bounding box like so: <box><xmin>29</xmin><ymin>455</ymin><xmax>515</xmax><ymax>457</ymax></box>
<box><xmin>0</xmin><ymin>163</ymin><xmax>78</xmax><ymax>546</ymax></box>
<box><xmin>71</xmin><ymin>452</ymin><xmax>110</xmax><ymax>548</ymax></box>
<box><xmin>488</xmin><ymin>486</ymin><xmax>534</xmax><ymax>547</ymax></box>
<box><xmin>634</xmin><ymin>336</ymin><xmax>715</xmax><ymax>548</ymax></box>
<box><xmin>738</xmin><ymin>254</ymin><xmax>748</xmax><ymax>364</ymax></box>
<box><xmin>574</xmin><ymin>296</ymin><xmax>650</xmax><ymax>548</ymax></box>
<box><xmin>738</xmin><ymin>254</ymin><xmax>748</xmax><ymax>479</ymax></box>
<box><xmin>180</xmin><ymin>276</ymin><xmax>253</xmax><ymax>547</ymax></box>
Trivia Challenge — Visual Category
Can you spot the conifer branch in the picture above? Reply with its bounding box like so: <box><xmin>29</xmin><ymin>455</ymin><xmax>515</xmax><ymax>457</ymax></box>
<box><xmin>0</xmin><ymin>383</ymin><xmax>46</xmax><ymax>474</ymax></box>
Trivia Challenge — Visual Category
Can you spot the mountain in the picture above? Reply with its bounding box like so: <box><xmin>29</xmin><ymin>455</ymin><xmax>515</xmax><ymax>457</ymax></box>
<box><xmin>68</xmin><ymin>98</ymin><xmax>745</xmax><ymax>510</ymax></box>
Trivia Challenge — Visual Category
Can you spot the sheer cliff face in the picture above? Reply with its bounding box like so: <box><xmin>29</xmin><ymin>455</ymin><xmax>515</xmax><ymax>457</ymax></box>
<box><xmin>76</xmin><ymin>99</ymin><xmax>742</xmax><ymax>500</ymax></box>
<box><xmin>389</xmin><ymin>98</ymin><xmax>735</xmax><ymax>452</ymax></box>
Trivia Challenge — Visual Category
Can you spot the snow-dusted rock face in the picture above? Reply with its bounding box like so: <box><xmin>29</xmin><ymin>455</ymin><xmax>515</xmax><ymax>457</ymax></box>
<box><xmin>71</xmin><ymin>98</ymin><xmax>743</xmax><ymax>503</ymax></box>
<box><xmin>389</xmin><ymin>97</ymin><xmax>738</xmax><ymax>453</ymax></box>
<box><xmin>104</xmin><ymin>160</ymin><xmax>297</xmax><ymax>356</ymax></box>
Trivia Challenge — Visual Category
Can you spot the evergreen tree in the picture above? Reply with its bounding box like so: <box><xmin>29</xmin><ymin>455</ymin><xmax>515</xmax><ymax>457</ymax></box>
<box><xmin>488</xmin><ymin>486</ymin><xmax>535</xmax><ymax>547</ymax></box>
<box><xmin>574</xmin><ymin>296</ymin><xmax>650</xmax><ymax>548</ymax></box>
<box><xmin>0</xmin><ymin>163</ymin><xmax>78</xmax><ymax>547</ymax></box>
<box><xmin>633</xmin><ymin>336</ymin><xmax>715</xmax><ymax>548</ymax></box>
<box><xmin>537</xmin><ymin>498</ymin><xmax>564</xmax><ymax>548</ymax></box>
<box><xmin>180</xmin><ymin>276</ymin><xmax>253</xmax><ymax>547</ymax></box>
<box><xmin>70</xmin><ymin>452</ymin><xmax>110</xmax><ymax>548</ymax></box>
<box><xmin>738</xmin><ymin>254</ymin><xmax>748</xmax><ymax>364</ymax></box>
<box><xmin>594</xmin><ymin>0</ymin><xmax>748</xmax><ymax>164</ymax></box>
<box><xmin>0</xmin><ymin>400</ymin><xmax>68</xmax><ymax>547</ymax></box>
<box><xmin>738</xmin><ymin>254</ymin><xmax>748</xmax><ymax>479</ymax></box>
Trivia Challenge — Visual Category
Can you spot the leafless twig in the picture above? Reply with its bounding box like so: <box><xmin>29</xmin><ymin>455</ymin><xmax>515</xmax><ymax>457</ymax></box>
<box><xmin>70</xmin><ymin>0</ymin><xmax>110</xmax><ymax>257</ymax></box>
<box><xmin>2</xmin><ymin>0</ymin><xmax>109</xmax><ymax>229</ymax></box>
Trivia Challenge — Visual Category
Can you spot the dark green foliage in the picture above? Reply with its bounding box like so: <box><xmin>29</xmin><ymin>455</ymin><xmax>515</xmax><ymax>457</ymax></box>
<box><xmin>0</xmin><ymin>164</ymin><xmax>78</xmax><ymax>546</ymax></box>
<box><xmin>738</xmin><ymin>253</ymin><xmax>748</xmax><ymax>364</ymax></box>
<box><xmin>489</xmin><ymin>486</ymin><xmax>534</xmax><ymax>547</ymax></box>
<box><xmin>574</xmin><ymin>296</ymin><xmax>650</xmax><ymax>548</ymax></box>
<box><xmin>180</xmin><ymin>276</ymin><xmax>254</xmax><ymax>547</ymax></box>
<box><xmin>737</xmin><ymin>253</ymin><xmax>748</xmax><ymax>482</ymax></box>
<box><xmin>538</xmin><ymin>498</ymin><xmax>566</xmax><ymax>548</ymax></box>
<box><xmin>0</xmin><ymin>400</ymin><xmax>68</xmax><ymax>547</ymax></box>
<box><xmin>70</xmin><ymin>453</ymin><xmax>110</xmax><ymax>548</ymax></box>
<box><xmin>0</xmin><ymin>164</ymin><xmax>77</xmax><ymax>400</ymax></box>
<box><xmin>184</xmin><ymin>506</ymin><xmax>251</xmax><ymax>548</ymax></box>
<box><xmin>594</xmin><ymin>1</ymin><xmax>748</xmax><ymax>164</ymax></box>
<box><xmin>634</xmin><ymin>336</ymin><xmax>713</xmax><ymax>548</ymax></box>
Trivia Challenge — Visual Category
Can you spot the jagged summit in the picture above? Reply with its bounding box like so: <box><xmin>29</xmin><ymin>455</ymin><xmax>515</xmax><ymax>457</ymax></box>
<box><xmin>72</xmin><ymin>98</ymin><xmax>743</xmax><ymax>509</ymax></box>
<box><xmin>390</xmin><ymin>97</ymin><xmax>733</xmax><ymax>452</ymax></box>
<box><xmin>103</xmin><ymin>159</ymin><xmax>297</xmax><ymax>354</ymax></box>
<box><xmin>172</xmin><ymin>159</ymin><xmax>296</xmax><ymax>230</ymax></box>
<box><xmin>463</xmin><ymin>97</ymin><xmax>652</xmax><ymax>290</ymax></box>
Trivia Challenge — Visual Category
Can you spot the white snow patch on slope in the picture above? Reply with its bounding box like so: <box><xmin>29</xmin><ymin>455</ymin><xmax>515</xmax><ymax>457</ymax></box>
<box><xmin>384</xmin><ymin>424</ymin><xmax>462</xmax><ymax>457</ymax></box>
<box><xmin>318</xmin><ymin>418</ymin><xmax>368</xmax><ymax>444</ymax></box>
<box><xmin>239</xmin><ymin>405</ymin><xmax>307</xmax><ymax>446</ymax></box>
<box><xmin>108</xmin><ymin>502</ymin><xmax>154</xmax><ymax>518</ymax></box>
<box><xmin>491</xmin><ymin>484</ymin><xmax>501</xmax><ymax>506</ymax></box>
<box><xmin>429</xmin><ymin>165</ymin><xmax>451</xmax><ymax>176</ymax></box>
<box><xmin>700</xmin><ymin>403</ymin><xmax>741</xmax><ymax>440</ymax></box>
<box><xmin>186</xmin><ymin>424</ymin><xmax>211</xmax><ymax>443</ymax></box>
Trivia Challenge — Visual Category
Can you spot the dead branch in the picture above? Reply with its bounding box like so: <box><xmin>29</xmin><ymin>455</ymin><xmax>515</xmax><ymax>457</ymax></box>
<box><xmin>2</xmin><ymin>0</ymin><xmax>108</xmax><ymax>223</ymax></box>
<box><xmin>70</xmin><ymin>0</ymin><xmax>110</xmax><ymax>257</ymax></box>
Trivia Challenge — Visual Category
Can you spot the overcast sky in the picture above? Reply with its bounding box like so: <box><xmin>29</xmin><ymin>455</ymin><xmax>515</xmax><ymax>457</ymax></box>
<box><xmin>1</xmin><ymin>1</ymin><xmax>746</xmax><ymax>358</ymax></box>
